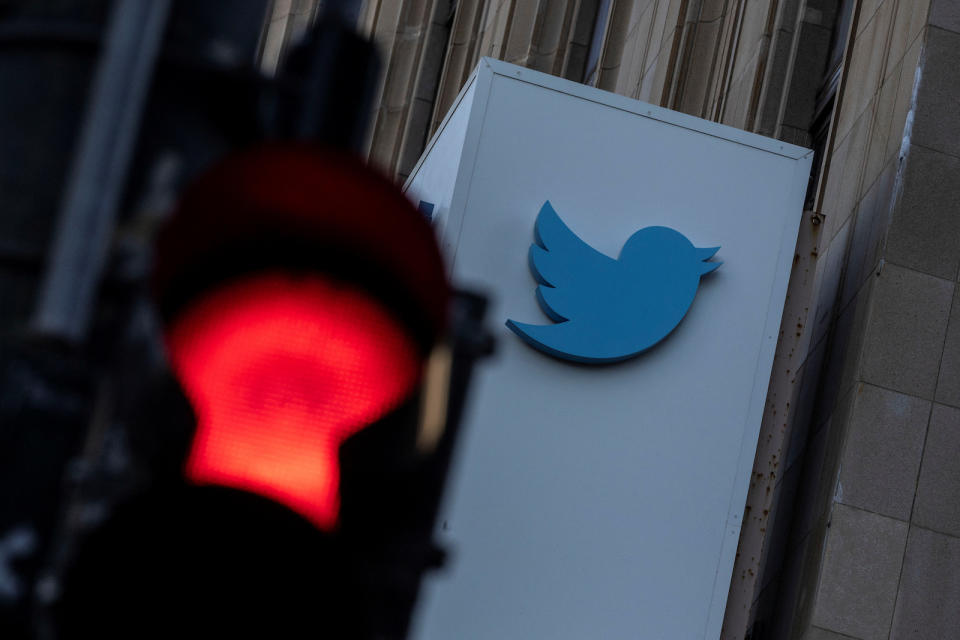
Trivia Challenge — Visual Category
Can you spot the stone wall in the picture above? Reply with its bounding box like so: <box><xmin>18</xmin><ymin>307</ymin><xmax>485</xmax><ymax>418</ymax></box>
<box><xmin>763</xmin><ymin>2</ymin><xmax>960</xmax><ymax>637</ymax></box>
<box><xmin>350</xmin><ymin>2</ymin><xmax>960</xmax><ymax>638</ymax></box>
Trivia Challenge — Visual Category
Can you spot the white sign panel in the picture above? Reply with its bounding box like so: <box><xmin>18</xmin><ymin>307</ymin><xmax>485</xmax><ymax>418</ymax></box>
<box><xmin>405</xmin><ymin>58</ymin><xmax>811</xmax><ymax>640</ymax></box>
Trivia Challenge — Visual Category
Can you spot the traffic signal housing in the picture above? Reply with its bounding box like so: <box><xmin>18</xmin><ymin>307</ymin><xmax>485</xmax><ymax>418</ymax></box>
<box><xmin>56</xmin><ymin>144</ymin><xmax>487</xmax><ymax>638</ymax></box>
<box><xmin>154</xmin><ymin>143</ymin><xmax>450</xmax><ymax>532</ymax></box>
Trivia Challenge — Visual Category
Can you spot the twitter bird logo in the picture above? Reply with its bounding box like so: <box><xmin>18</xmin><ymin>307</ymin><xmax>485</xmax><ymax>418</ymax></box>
<box><xmin>506</xmin><ymin>201</ymin><xmax>721</xmax><ymax>364</ymax></box>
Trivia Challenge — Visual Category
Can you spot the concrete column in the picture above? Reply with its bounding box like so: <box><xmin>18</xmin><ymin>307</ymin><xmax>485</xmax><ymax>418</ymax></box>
<box><xmin>742</xmin><ymin>2</ymin><xmax>960</xmax><ymax>638</ymax></box>
<box><xmin>430</xmin><ymin>0</ymin><xmax>486</xmax><ymax>134</ymax></box>
<box><xmin>359</xmin><ymin>0</ymin><xmax>453</xmax><ymax>179</ymax></box>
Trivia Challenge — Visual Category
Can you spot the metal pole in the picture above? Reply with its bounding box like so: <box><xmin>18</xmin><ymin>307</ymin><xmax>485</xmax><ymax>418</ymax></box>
<box><xmin>32</xmin><ymin>0</ymin><xmax>171</xmax><ymax>342</ymax></box>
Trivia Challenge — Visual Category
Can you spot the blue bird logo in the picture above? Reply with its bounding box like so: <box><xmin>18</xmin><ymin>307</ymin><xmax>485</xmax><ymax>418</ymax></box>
<box><xmin>506</xmin><ymin>201</ymin><xmax>721</xmax><ymax>364</ymax></box>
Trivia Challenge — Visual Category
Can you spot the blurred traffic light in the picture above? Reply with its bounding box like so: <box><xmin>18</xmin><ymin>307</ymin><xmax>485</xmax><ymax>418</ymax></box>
<box><xmin>54</xmin><ymin>144</ymin><xmax>490</xmax><ymax>638</ymax></box>
<box><xmin>168</xmin><ymin>271</ymin><xmax>420</xmax><ymax>531</ymax></box>
<box><xmin>155</xmin><ymin>144</ymin><xmax>450</xmax><ymax>533</ymax></box>
<box><xmin>0</xmin><ymin>2</ymin><xmax>491</xmax><ymax>636</ymax></box>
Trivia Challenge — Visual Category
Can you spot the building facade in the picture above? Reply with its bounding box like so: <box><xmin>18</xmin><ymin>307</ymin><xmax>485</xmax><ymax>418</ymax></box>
<box><xmin>2</xmin><ymin>0</ymin><xmax>953</xmax><ymax>637</ymax></box>
<box><xmin>332</xmin><ymin>1</ymin><xmax>959</xmax><ymax>638</ymax></box>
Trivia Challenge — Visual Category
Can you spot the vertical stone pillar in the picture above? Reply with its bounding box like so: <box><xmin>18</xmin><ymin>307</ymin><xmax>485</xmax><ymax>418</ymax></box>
<box><xmin>757</xmin><ymin>2</ymin><xmax>960</xmax><ymax>638</ymax></box>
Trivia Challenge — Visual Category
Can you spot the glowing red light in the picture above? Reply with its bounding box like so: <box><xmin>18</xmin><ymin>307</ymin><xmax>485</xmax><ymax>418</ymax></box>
<box><xmin>165</xmin><ymin>273</ymin><xmax>420</xmax><ymax>530</ymax></box>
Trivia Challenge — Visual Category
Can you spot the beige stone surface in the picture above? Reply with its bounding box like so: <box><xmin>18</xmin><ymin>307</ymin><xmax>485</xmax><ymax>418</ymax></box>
<box><xmin>859</xmin><ymin>262</ymin><xmax>954</xmax><ymax>398</ymax></box>
<box><xmin>674</xmin><ymin>10</ymin><xmax>724</xmax><ymax>116</ymax></box>
<box><xmin>811</xmin><ymin>504</ymin><xmax>908</xmax><ymax>640</ymax></box>
<box><xmin>815</xmin><ymin>274</ymin><xmax>873</xmax><ymax>429</ymax></box>
<box><xmin>836</xmin><ymin>383</ymin><xmax>930</xmax><ymax>519</ymax></box>
<box><xmin>890</xmin><ymin>524</ymin><xmax>960</xmax><ymax>640</ymax></box>
<box><xmin>929</xmin><ymin>0</ymin><xmax>960</xmax><ymax>32</ymax></box>
<box><xmin>822</xmin><ymin>106</ymin><xmax>871</xmax><ymax>241</ymax></box>
<box><xmin>913</xmin><ymin>404</ymin><xmax>960</xmax><ymax>536</ymax></box>
<box><xmin>432</xmin><ymin>0</ymin><xmax>485</xmax><ymax>131</ymax></box>
<box><xmin>935</xmin><ymin>289</ymin><xmax>960</xmax><ymax>407</ymax></box>
<box><xmin>885</xmin><ymin>31</ymin><xmax>923</xmax><ymax>161</ymax></box>
<box><xmin>887</xmin><ymin>0</ymin><xmax>930</xmax><ymax>71</ymax></box>
<box><xmin>349</xmin><ymin>4</ymin><xmax>956</xmax><ymax>640</ymax></box>
<box><xmin>615</xmin><ymin>0</ymin><xmax>657</xmax><ymax>97</ymax></box>
<box><xmin>809</xmin><ymin>217</ymin><xmax>851</xmax><ymax>350</ymax></box>
<box><xmin>834</xmin><ymin>0</ymin><xmax>894</xmax><ymax>143</ymax></box>
<box><xmin>596</xmin><ymin>0</ymin><xmax>637</xmax><ymax>92</ymax></box>
<box><xmin>840</xmin><ymin>156</ymin><xmax>895</xmax><ymax>308</ymax></box>
<box><xmin>886</xmin><ymin>145</ymin><xmax>960</xmax><ymax>280</ymax></box>
<box><xmin>861</xmin><ymin>68</ymin><xmax>898</xmax><ymax>192</ymax></box>
<box><xmin>912</xmin><ymin>26</ymin><xmax>960</xmax><ymax>159</ymax></box>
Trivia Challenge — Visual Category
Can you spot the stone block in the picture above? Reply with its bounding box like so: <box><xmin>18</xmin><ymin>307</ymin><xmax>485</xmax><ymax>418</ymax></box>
<box><xmin>840</xmin><ymin>157</ymin><xmax>895</xmax><ymax>309</ymax></box>
<box><xmin>398</xmin><ymin>97</ymin><xmax>436</xmax><ymax>178</ymax></box>
<box><xmin>885</xmin><ymin>33</ymin><xmax>923</xmax><ymax>161</ymax></box>
<box><xmin>734</xmin><ymin>1</ymin><xmax>774</xmax><ymax>78</ymax></box>
<box><xmin>720</xmin><ymin>57</ymin><xmax>752</xmax><ymax>128</ymax></box>
<box><xmin>503</xmin><ymin>0</ymin><xmax>538</xmax><ymax>63</ymax></box>
<box><xmin>755</xmin><ymin>25</ymin><xmax>796</xmax><ymax>136</ymax></box>
<box><xmin>813</xmin><ymin>277</ymin><xmax>872</xmax><ymax>428</ymax></box>
<box><xmin>648</xmin><ymin>28</ymin><xmax>679</xmax><ymax>106</ymax></box>
<box><xmin>811</xmin><ymin>218</ymin><xmax>851</xmax><ymax>348</ymax></box>
<box><xmin>914</xmin><ymin>403</ymin><xmax>960</xmax><ymax>536</ymax></box>
<box><xmin>675</xmin><ymin>16</ymin><xmax>724</xmax><ymax>115</ymax></box>
<box><xmin>835</xmin><ymin>0</ymin><xmax>893</xmax><ymax>142</ymax></box>
<box><xmin>414</xmin><ymin>19</ymin><xmax>450</xmax><ymax>102</ymax></box>
<box><xmin>645</xmin><ymin>0</ymin><xmax>673</xmax><ymax>73</ymax></box>
<box><xmin>862</xmin><ymin>71</ymin><xmax>898</xmax><ymax>191</ymax></box>
<box><xmin>912</xmin><ymin>26</ymin><xmax>960</xmax><ymax>159</ymax></box>
<box><xmin>887</xmin><ymin>144</ymin><xmax>960</xmax><ymax>285</ymax></box>
<box><xmin>860</xmin><ymin>262</ymin><xmax>954</xmax><ymax>398</ymax></box>
<box><xmin>887</xmin><ymin>0</ymin><xmax>929</xmax><ymax>74</ymax></box>
<box><xmin>637</xmin><ymin>52</ymin><xmax>659</xmax><ymax>103</ymax></box>
<box><xmin>822</xmin><ymin>108</ymin><xmax>870</xmax><ymax>241</ymax></box>
<box><xmin>819</xmin><ymin>127</ymin><xmax>848</xmax><ymax>220</ymax></box>
<box><xmin>802</xmin><ymin>627</ymin><xmax>855</xmax><ymax>640</ymax></box>
<box><xmin>618</xmin><ymin>0</ymin><xmax>657</xmax><ymax>97</ymax></box>
<box><xmin>811</xmin><ymin>504</ymin><xmax>908</xmax><ymax>639</ymax></box>
<box><xmin>799</xmin><ymin>387</ymin><xmax>854</xmax><ymax>541</ymax></box>
<box><xmin>857</xmin><ymin>0</ymin><xmax>886</xmax><ymax>36</ymax></box>
<box><xmin>936</xmin><ymin>289</ymin><xmax>960</xmax><ymax>407</ymax></box>
<box><xmin>527</xmin><ymin>0</ymin><xmax>579</xmax><ymax>74</ymax></box>
<box><xmin>890</xmin><ymin>525</ymin><xmax>960</xmax><ymax>640</ymax></box>
<box><xmin>930</xmin><ymin>0</ymin><xmax>960</xmax><ymax>33</ymax></box>
<box><xmin>837</xmin><ymin>383</ymin><xmax>930</xmax><ymax>519</ymax></box>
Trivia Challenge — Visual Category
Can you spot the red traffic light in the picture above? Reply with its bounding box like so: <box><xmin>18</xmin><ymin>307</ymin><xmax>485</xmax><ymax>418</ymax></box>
<box><xmin>167</xmin><ymin>272</ymin><xmax>420</xmax><ymax>530</ymax></box>
<box><xmin>153</xmin><ymin>145</ymin><xmax>449</xmax><ymax>530</ymax></box>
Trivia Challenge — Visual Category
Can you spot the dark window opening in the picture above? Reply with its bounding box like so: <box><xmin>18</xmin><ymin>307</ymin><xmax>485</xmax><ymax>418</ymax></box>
<box><xmin>582</xmin><ymin>0</ymin><xmax>612</xmax><ymax>86</ymax></box>
<box><xmin>805</xmin><ymin>0</ymin><xmax>855</xmax><ymax>209</ymax></box>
